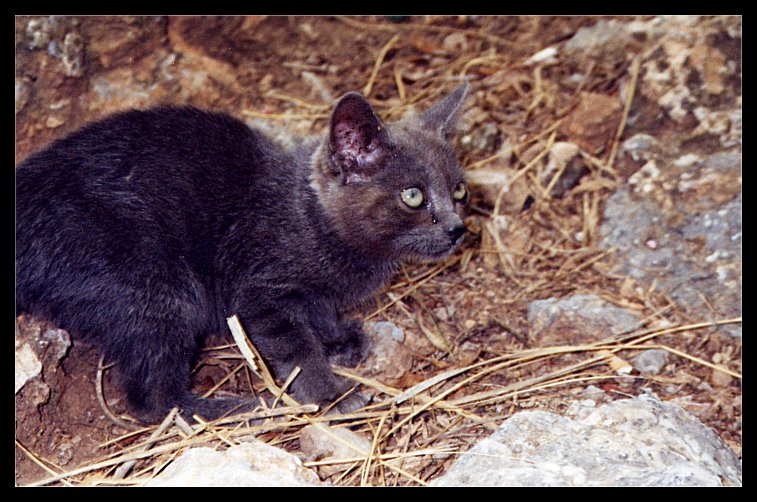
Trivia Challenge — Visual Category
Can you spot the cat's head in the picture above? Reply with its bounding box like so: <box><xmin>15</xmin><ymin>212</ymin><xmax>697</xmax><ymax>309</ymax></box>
<box><xmin>311</xmin><ymin>83</ymin><xmax>470</xmax><ymax>262</ymax></box>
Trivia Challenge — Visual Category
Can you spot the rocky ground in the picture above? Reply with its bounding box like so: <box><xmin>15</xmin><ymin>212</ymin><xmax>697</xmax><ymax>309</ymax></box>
<box><xmin>15</xmin><ymin>16</ymin><xmax>741</xmax><ymax>486</ymax></box>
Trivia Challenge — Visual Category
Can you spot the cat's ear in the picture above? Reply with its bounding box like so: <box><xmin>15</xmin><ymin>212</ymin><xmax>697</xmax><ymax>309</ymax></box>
<box><xmin>420</xmin><ymin>82</ymin><xmax>469</xmax><ymax>139</ymax></box>
<box><xmin>328</xmin><ymin>92</ymin><xmax>392</xmax><ymax>184</ymax></box>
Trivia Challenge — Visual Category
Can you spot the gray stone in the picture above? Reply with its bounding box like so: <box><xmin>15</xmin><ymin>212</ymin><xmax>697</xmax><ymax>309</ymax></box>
<box><xmin>145</xmin><ymin>441</ymin><xmax>326</xmax><ymax>487</ymax></box>
<box><xmin>599</xmin><ymin>185</ymin><xmax>741</xmax><ymax>337</ymax></box>
<box><xmin>564</xmin><ymin>20</ymin><xmax>635</xmax><ymax>60</ymax></box>
<box><xmin>15</xmin><ymin>343</ymin><xmax>42</xmax><ymax>395</ymax></box>
<box><xmin>460</xmin><ymin>121</ymin><xmax>500</xmax><ymax>154</ymax></box>
<box><xmin>528</xmin><ymin>294</ymin><xmax>641</xmax><ymax>344</ymax></box>
<box><xmin>432</xmin><ymin>394</ymin><xmax>741</xmax><ymax>486</ymax></box>
<box><xmin>15</xmin><ymin>318</ymin><xmax>71</xmax><ymax>395</ymax></box>
<box><xmin>632</xmin><ymin>349</ymin><xmax>669</xmax><ymax>374</ymax></box>
<box><xmin>465</xmin><ymin>166</ymin><xmax>529</xmax><ymax>214</ymax></box>
<box><xmin>15</xmin><ymin>78</ymin><xmax>31</xmax><ymax>115</ymax></box>
<box><xmin>621</xmin><ymin>133</ymin><xmax>660</xmax><ymax>162</ymax></box>
<box><xmin>62</xmin><ymin>32</ymin><xmax>84</xmax><ymax>77</ymax></box>
<box><xmin>299</xmin><ymin>423</ymin><xmax>372</xmax><ymax>477</ymax></box>
<box><xmin>300</xmin><ymin>423</ymin><xmax>371</xmax><ymax>461</ymax></box>
<box><xmin>367</xmin><ymin>321</ymin><xmax>405</xmax><ymax>343</ymax></box>
<box><xmin>25</xmin><ymin>18</ymin><xmax>52</xmax><ymax>50</ymax></box>
<box><xmin>362</xmin><ymin>321</ymin><xmax>413</xmax><ymax>382</ymax></box>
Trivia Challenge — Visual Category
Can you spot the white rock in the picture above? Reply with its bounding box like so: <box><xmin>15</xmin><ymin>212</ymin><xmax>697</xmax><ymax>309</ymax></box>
<box><xmin>300</xmin><ymin>423</ymin><xmax>371</xmax><ymax>461</ymax></box>
<box><xmin>15</xmin><ymin>343</ymin><xmax>42</xmax><ymax>394</ymax></box>
<box><xmin>672</xmin><ymin>153</ymin><xmax>701</xmax><ymax>168</ymax></box>
<box><xmin>632</xmin><ymin>349</ymin><xmax>669</xmax><ymax>374</ymax></box>
<box><xmin>526</xmin><ymin>46</ymin><xmax>558</xmax><ymax>64</ymax></box>
<box><xmin>145</xmin><ymin>441</ymin><xmax>325</xmax><ymax>486</ymax></box>
<box><xmin>432</xmin><ymin>394</ymin><xmax>741</xmax><ymax>486</ymax></box>
<box><xmin>542</xmin><ymin>141</ymin><xmax>580</xmax><ymax>184</ymax></box>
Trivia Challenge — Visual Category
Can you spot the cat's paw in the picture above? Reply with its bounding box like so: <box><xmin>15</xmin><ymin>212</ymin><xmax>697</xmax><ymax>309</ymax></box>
<box><xmin>326</xmin><ymin>319</ymin><xmax>372</xmax><ymax>368</ymax></box>
<box><xmin>333</xmin><ymin>390</ymin><xmax>373</xmax><ymax>415</ymax></box>
<box><xmin>175</xmin><ymin>394</ymin><xmax>261</xmax><ymax>424</ymax></box>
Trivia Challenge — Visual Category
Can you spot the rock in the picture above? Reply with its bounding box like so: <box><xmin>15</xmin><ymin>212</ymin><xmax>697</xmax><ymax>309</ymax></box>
<box><xmin>15</xmin><ymin>78</ymin><xmax>31</xmax><ymax>114</ymax></box>
<box><xmin>15</xmin><ymin>316</ymin><xmax>72</xmax><ymax>454</ymax></box>
<box><xmin>621</xmin><ymin>133</ymin><xmax>660</xmax><ymax>162</ymax></box>
<box><xmin>45</xmin><ymin>116</ymin><xmax>65</xmax><ymax>128</ymax></box>
<box><xmin>600</xmin><ymin>184</ymin><xmax>741</xmax><ymax>337</ymax></box>
<box><xmin>15</xmin><ymin>316</ymin><xmax>71</xmax><ymax>395</ymax></box>
<box><xmin>527</xmin><ymin>294</ymin><xmax>641</xmax><ymax>345</ymax></box>
<box><xmin>636</xmin><ymin>16</ymin><xmax>741</xmax><ymax>141</ymax></box>
<box><xmin>432</xmin><ymin>393</ymin><xmax>741</xmax><ymax>486</ymax></box>
<box><xmin>559</xmin><ymin>92</ymin><xmax>622</xmax><ymax>154</ymax></box>
<box><xmin>710</xmin><ymin>366</ymin><xmax>733</xmax><ymax>388</ymax></box>
<box><xmin>146</xmin><ymin>441</ymin><xmax>326</xmax><ymax>486</ymax></box>
<box><xmin>692</xmin><ymin>107</ymin><xmax>742</xmax><ymax>148</ymax></box>
<box><xmin>442</xmin><ymin>32</ymin><xmax>468</xmax><ymax>53</ymax></box>
<box><xmin>362</xmin><ymin>322</ymin><xmax>413</xmax><ymax>384</ymax></box>
<box><xmin>61</xmin><ymin>32</ymin><xmax>84</xmax><ymax>77</ymax></box>
<box><xmin>300</xmin><ymin>423</ymin><xmax>371</xmax><ymax>460</ymax></box>
<box><xmin>541</xmin><ymin>142</ymin><xmax>588</xmax><ymax>197</ymax></box>
<box><xmin>15</xmin><ymin>343</ymin><xmax>42</xmax><ymax>394</ymax></box>
<box><xmin>581</xmin><ymin>385</ymin><xmax>607</xmax><ymax>401</ymax></box>
<box><xmin>25</xmin><ymin>18</ymin><xmax>53</xmax><ymax>50</ymax></box>
<box><xmin>632</xmin><ymin>349</ymin><xmax>669</xmax><ymax>374</ymax></box>
<box><xmin>672</xmin><ymin>152</ymin><xmax>701</xmax><ymax>168</ymax></box>
<box><xmin>89</xmin><ymin>70</ymin><xmax>156</xmax><ymax>113</ymax></box>
<box><xmin>466</xmin><ymin>166</ymin><xmax>530</xmax><ymax>214</ymax></box>
<box><xmin>367</xmin><ymin>321</ymin><xmax>405</xmax><ymax>342</ymax></box>
<box><xmin>526</xmin><ymin>46</ymin><xmax>559</xmax><ymax>65</ymax></box>
<box><xmin>299</xmin><ymin>423</ymin><xmax>372</xmax><ymax>476</ymax></box>
<box><xmin>460</xmin><ymin>121</ymin><xmax>500</xmax><ymax>154</ymax></box>
<box><xmin>541</xmin><ymin>142</ymin><xmax>579</xmax><ymax>188</ymax></box>
<box><xmin>564</xmin><ymin>19</ymin><xmax>637</xmax><ymax>61</ymax></box>
<box><xmin>682</xmin><ymin>190</ymin><xmax>742</xmax><ymax>256</ymax></box>
<box><xmin>628</xmin><ymin>159</ymin><xmax>661</xmax><ymax>194</ymax></box>
<box><xmin>688</xmin><ymin>43</ymin><xmax>728</xmax><ymax>95</ymax></box>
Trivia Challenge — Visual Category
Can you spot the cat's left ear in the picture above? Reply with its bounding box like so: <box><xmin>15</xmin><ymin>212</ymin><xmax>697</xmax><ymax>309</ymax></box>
<box><xmin>420</xmin><ymin>82</ymin><xmax>469</xmax><ymax>139</ymax></box>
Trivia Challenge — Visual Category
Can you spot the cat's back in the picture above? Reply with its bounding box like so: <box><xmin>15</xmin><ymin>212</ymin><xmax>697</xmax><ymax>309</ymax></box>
<box><xmin>15</xmin><ymin>106</ymin><xmax>287</xmax><ymax>313</ymax></box>
<box><xmin>16</xmin><ymin>106</ymin><xmax>288</xmax><ymax>235</ymax></box>
<box><xmin>17</xmin><ymin>106</ymin><xmax>271</xmax><ymax>190</ymax></box>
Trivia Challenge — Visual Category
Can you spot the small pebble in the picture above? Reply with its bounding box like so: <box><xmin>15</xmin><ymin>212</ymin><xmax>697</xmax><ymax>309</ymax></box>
<box><xmin>632</xmin><ymin>349</ymin><xmax>668</xmax><ymax>375</ymax></box>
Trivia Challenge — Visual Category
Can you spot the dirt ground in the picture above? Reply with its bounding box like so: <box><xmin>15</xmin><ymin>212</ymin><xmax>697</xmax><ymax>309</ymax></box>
<box><xmin>15</xmin><ymin>16</ymin><xmax>741</xmax><ymax>486</ymax></box>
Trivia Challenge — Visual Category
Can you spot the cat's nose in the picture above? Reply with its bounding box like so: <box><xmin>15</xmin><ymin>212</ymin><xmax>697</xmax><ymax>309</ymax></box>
<box><xmin>447</xmin><ymin>223</ymin><xmax>466</xmax><ymax>244</ymax></box>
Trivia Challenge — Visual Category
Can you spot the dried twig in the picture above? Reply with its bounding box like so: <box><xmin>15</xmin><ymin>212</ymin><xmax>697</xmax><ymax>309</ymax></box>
<box><xmin>605</xmin><ymin>56</ymin><xmax>641</xmax><ymax>172</ymax></box>
<box><xmin>363</xmin><ymin>33</ymin><xmax>401</xmax><ymax>98</ymax></box>
<box><xmin>96</xmin><ymin>356</ymin><xmax>140</xmax><ymax>431</ymax></box>
<box><xmin>112</xmin><ymin>407</ymin><xmax>178</xmax><ymax>480</ymax></box>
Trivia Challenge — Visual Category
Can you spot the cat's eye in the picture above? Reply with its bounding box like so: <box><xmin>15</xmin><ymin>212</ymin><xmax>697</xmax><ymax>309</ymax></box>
<box><xmin>401</xmin><ymin>187</ymin><xmax>425</xmax><ymax>208</ymax></box>
<box><xmin>453</xmin><ymin>181</ymin><xmax>468</xmax><ymax>202</ymax></box>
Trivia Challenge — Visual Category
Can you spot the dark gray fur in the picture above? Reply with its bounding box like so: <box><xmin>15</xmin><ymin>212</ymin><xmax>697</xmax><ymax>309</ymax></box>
<box><xmin>15</xmin><ymin>84</ymin><xmax>469</xmax><ymax>423</ymax></box>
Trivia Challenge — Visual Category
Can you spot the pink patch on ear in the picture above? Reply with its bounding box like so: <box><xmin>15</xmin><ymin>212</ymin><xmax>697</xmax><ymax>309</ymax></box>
<box><xmin>333</xmin><ymin>122</ymin><xmax>363</xmax><ymax>162</ymax></box>
<box><xmin>333</xmin><ymin>122</ymin><xmax>384</xmax><ymax>168</ymax></box>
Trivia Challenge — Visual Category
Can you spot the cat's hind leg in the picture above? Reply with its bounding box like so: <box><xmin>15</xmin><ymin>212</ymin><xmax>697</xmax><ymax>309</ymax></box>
<box><xmin>91</xmin><ymin>264</ymin><xmax>257</xmax><ymax>424</ymax></box>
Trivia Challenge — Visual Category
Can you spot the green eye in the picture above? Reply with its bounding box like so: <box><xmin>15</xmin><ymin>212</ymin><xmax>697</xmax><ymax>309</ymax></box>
<box><xmin>453</xmin><ymin>181</ymin><xmax>467</xmax><ymax>202</ymax></box>
<box><xmin>401</xmin><ymin>187</ymin><xmax>424</xmax><ymax>208</ymax></box>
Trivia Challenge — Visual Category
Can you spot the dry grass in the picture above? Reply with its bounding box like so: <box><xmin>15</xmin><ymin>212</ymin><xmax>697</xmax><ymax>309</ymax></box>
<box><xmin>23</xmin><ymin>315</ymin><xmax>740</xmax><ymax>487</ymax></box>
<box><xmin>18</xmin><ymin>17</ymin><xmax>742</xmax><ymax>486</ymax></box>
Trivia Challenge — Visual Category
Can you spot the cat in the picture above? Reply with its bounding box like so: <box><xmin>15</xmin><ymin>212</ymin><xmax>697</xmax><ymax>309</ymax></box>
<box><xmin>15</xmin><ymin>83</ymin><xmax>470</xmax><ymax>424</ymax></box>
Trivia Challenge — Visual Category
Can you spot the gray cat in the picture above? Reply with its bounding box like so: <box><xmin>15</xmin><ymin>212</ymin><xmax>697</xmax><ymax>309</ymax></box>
<box><xmin>15</xmin><ymin>84</ymin><xmax>469</xmax><ymax>423</ymax></box>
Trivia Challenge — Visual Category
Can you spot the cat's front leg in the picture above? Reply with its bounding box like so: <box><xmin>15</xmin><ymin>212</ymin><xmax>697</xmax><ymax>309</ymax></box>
<box><xmin>303</xmin><ymin>302</ymin><xmax>372</xmax><ymax>368</ymax></box>
<box><xmin>236</xmin><ymin>303</ymin><xmax>367</xmax><ymax>412</ymax></box>
<box><xmin>324</xmin><ymin>319</ymin><xmax>372</xmax><ymax>368</ymax></box>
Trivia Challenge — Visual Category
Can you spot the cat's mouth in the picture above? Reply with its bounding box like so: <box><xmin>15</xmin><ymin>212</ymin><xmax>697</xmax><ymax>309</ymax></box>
<box><xmin>406</xmin><ymin>242</ymin><xmax>459</xmax><ymax>263</ymax></box>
